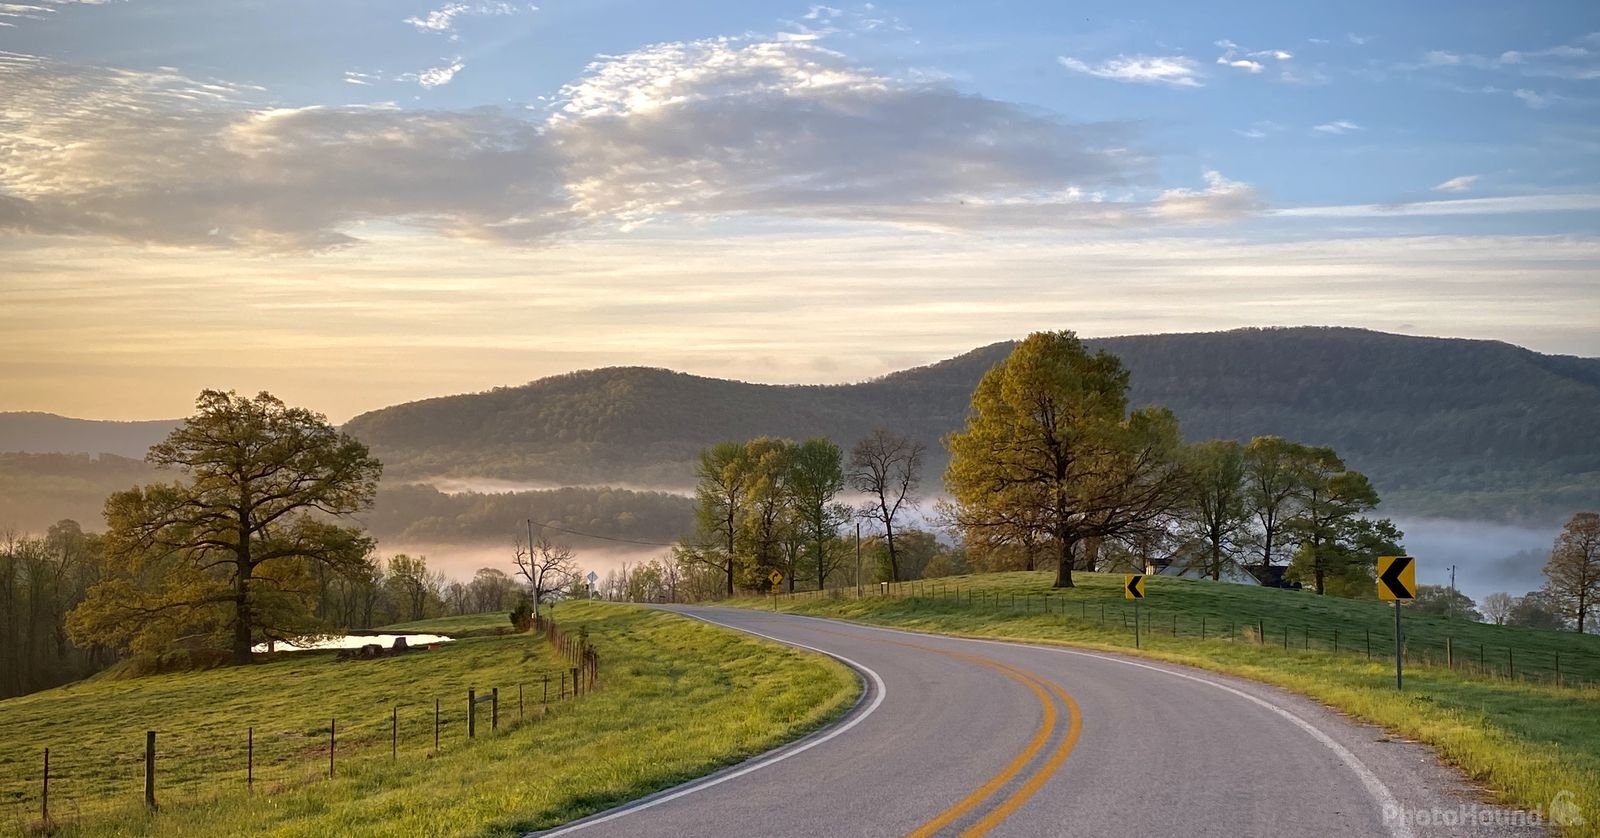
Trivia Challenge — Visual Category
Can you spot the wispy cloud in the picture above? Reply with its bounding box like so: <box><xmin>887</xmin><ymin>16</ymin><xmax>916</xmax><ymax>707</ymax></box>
<box><xmin>1433</xmin><ymin>175</ymin><xmax>1479</xmax><ymax>193</ymax></box>
<box><xmin>404</xmin><ymin>2</ymin><xmax>534</xmax><ymax>39</ymax></box>
<box><xmin>1513</xmin><ymin>88</ymin><xmax>1555</xmax><ymax>109</ymax></box>
<box><xmin>1234</xmin><ymin>120</ymin><xmax>1285</xmax><ymax>139</ymax></box>
<box><xmin>0</xmin><ymin>40</ymin><xmax>1265</xmax><ymax>251</ymax></box>
<box><xmin>1273</xmin><ymin>193</ymin><xmax>1600</xmax><ymax>218</ymax></box>
<box><xmin>1057</xmin><ymin>54</ymin><xmax>1202</xmax><ymax>87</ymax></box>
<box><xmin>1213</xmin><ymin>40</ymin><xmax>1295</xmax><ymax>75</ymax></box>
<box><xmin>1313</xmin><ymin>119</ymin><xmax>1362</xmax><ymax>134</ymax></box>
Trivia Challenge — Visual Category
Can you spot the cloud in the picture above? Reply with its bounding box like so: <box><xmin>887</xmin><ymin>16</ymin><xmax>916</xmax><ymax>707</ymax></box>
<box><xmin>1347</xmin><ymin>33</ymin><xmax>1371</xmax><ymax>46</ymax></box>
<box><xmin>404</xmin><ymin>2</ymin><xmax>533</xmax><ymax>37</ymax></box>
<box><xmin>1234</xmin><ymin>120</ymin><xmax>1284</xmax><ymax>139</ymax></box>
<box><xmin>0</xmin><ymin>39</ymin><xmax>1268</xmax><ymax>251</ymax></box>
<box><xmin>1313</xmin><ymin>119</ymin><xmax>1362</xmax><ymax>134</ymax></box>
<box><xmin>1272</xmin><ymin>193</ymin><xmax>1600</xmax><ymax>218</ymax></box>
<box><xmin>1057</xmin><ymin>54</ymin><xmax>1202</xmax><ymax>87</ymax></box>
<box><xmin>1150</xmin><ymin>171</ymin><xmax>1265</xmax><ymax>222</ymax></box>
<box><xmin>1214</xmin><ymin>42</ymin><xmax>1295</xmax><ymax>76</ymax></box>
<box><xmin>0</xmin><ymin>0</ymin><xmax>113</xmax><ymax>27</ymax></box>
<box><xmin>1433</xmin><ymin>175</ymin><xmax>1479</xmax><ymax>193</ymax></box>
<box><xmin>1513</xmin><ymin>88</ymin><xmax>1554</xmax><ymax>108</ymax></box>
<box><xmin>403</xmin><ymin>58</ymin><xmax>466</xmax><ymax>88</ymax></box>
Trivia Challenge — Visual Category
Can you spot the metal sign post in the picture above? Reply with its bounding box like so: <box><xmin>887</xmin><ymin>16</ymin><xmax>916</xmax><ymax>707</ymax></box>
<box><xmin>1124</xmin><ymin>575</ymin><xmax>1145</xmax><ymax>649</ymax></box>
<box><xmin>1377</xmin><ymin>556</ymin><xmax>1417</xmax><ymax>690</ymax></box>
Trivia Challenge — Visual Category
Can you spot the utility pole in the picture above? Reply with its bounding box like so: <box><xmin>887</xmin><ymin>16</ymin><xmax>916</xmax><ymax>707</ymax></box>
<box><xmin>855</xmin><ymin>522</ymin><xmax>862</xmax><ymax>599</ymax></box>
<box><xmin>1447</xmin><ymin>564</ymin><xmax>1458</xmax><ymax>618</ymax></box>
<box><xmin>527</xmin><ymin>518</ymin><xmax>540</xmax><ymax>616</ymax></box>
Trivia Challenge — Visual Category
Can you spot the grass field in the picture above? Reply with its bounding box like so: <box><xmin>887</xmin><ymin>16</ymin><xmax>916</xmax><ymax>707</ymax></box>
<box><xmin>744</xmin><ymin>571</ymin><xmax>1600</xmax><ymax>836</ymax></box>
<box><xmin>0</xmin><ymin>602</ymin><xmax>858</xmax><ymax>837</ymax></box>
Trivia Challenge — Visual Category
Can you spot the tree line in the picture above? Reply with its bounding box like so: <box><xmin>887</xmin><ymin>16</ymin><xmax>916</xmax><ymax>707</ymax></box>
<box><xmin>675</xmin><ymin>332</ymin><xmax>1597</xmax><ymax>628</ymax></box>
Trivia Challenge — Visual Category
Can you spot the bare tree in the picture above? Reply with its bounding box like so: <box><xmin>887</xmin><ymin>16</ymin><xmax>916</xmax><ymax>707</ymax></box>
<box><xmin>513</xmin><ymin>526</ymin><xmax>578</xmax><ymax>615</ymax></box>
<box><xmin>848</xmin><ymin>429</ymin><xmax>925</xmax><ymax>583</ymax></box>
<box><xmin>1481</xmin><ymin>591</ymin><xmax>1514</xmax><ymax>626</ymax></box>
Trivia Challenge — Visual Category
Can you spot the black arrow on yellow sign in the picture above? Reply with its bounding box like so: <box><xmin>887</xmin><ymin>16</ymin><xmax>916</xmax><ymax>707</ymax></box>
<box><xmin>1124</xmin><ymin>574</ymin><xmax>1145</xmax><ymax>600</ymax></box>
<box><xmin>1377</xmin><ymin>556</ymin><xmax>1415</xmax><ymax>601</ymax></box>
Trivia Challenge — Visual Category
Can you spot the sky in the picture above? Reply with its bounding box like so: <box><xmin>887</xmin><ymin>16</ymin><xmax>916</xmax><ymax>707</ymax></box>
<box><xmin>2</xmin><ymin>0</ymin><xmax>1598</xmax><ymax>422</ymax></box>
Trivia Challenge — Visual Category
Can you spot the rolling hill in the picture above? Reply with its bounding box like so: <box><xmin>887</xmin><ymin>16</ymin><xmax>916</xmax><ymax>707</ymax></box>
<box><xmin>340</xmin><ymin>327</ymin><xmax>1600</xmax><ymax>523</ymax></box>
<box><xmin>5</xmin><ymin>328</ymin><xmax>1598</xmax><ymax>525</ymax></box>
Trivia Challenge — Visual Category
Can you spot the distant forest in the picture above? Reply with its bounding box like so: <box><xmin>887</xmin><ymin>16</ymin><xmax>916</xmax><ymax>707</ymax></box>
<box><xmin>5</xmin><ymin>328</ymin><xmax>1598</xmax><ymax>526</ymax></box>
<box><xmin>344</xmin><ymin>328</ymin><xmax>1600</xmax><ymax>524</ymax></box>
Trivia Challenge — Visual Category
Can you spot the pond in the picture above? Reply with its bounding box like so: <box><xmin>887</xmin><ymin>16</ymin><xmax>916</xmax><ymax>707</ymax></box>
<box><xmin>250</xmin><ymin>633</ymin><xmax>454</xmax><ymax>653</ymax></box>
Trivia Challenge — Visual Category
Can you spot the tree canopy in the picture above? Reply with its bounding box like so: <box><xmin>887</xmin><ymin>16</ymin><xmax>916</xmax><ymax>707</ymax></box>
<box><xmin>945</xmin><ymin>331</ymin><xmax>1186</xmax><ymax>588</ymax></box>
<box><xmin>67</xmin><ymin>390</ymin><xmax>381</xmax><ymax>665</ymax></box>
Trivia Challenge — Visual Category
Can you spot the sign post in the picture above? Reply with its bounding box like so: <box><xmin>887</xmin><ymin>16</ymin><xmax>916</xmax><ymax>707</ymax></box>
<box><xmin>1377</xmin><ymin>556</ymin><xmax>1417</xmax><ymax>690</ymax></box>
<box><xmin>586</xmin><ymin>570</ymin><xmax>598</xmax><ymax>600</ymax></box>
<box><xmin>769</xmin><ymin>569</ymin><xmax>784</xmax><ymax>610</ymax></box>
<box><xmin>1124</xmin><ymin>574</ymin><xmax>1145</xmax><ymax>649</ymax></box>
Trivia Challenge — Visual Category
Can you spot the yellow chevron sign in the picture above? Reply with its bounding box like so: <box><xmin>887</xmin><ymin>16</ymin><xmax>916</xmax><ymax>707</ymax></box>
<box><xmin>1377</xmin><ymin>556</ymin><xmax>1416</xmax><ymax>601</ymax></box>
<box><xmin>1124</xmin><ymin>574</ymin><xmax>1145</xmax><ymax>600</ymax></box>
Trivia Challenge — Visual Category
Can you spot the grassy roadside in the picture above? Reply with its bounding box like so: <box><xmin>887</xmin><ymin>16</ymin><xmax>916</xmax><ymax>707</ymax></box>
<box><xmin>738</xmin><ymin>572</ymin><xmax>1600</xmax><ymax>836</ymax></box>
<box><xmin>0</xmin><ymin>602</ymin><xmax>859</xmax><ymax>837</ymax></box>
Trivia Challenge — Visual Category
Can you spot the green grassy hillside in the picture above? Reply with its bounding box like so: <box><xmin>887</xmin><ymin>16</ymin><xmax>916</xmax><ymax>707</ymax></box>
<box><xmin>741</xmin><ymin>572</ymin><xmax>1600</xmax><ymax>837</ymax></box>
<box><xmin>0</xmin><ymin>603</ymin><xmax>857</xmax><ymax>836</ymax></box>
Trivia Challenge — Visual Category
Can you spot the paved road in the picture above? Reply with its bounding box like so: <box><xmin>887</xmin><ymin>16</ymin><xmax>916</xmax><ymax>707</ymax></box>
<box><xmin>535</xmin><ymin>607</ymin><xmax>1544</xmax><ymax>838</ymax></box>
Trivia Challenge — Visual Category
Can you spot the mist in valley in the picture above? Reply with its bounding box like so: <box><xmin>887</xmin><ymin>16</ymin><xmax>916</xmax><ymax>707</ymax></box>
<box><xmin>374</xmin><ymin>539</ymin><xmax>673</xmax><ymax>587</ymax></box>
<box><xmin>1393</xmin><ymin>517</ymin><xmax>1559</xmax><ymax>605</ymax></box>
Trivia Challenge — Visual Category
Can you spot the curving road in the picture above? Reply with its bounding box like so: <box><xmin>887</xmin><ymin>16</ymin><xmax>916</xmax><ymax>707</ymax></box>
<box><xmin>534</xmin><ymin>607</ymin><xmax>1542</xmax><ymax>838</ymax></box>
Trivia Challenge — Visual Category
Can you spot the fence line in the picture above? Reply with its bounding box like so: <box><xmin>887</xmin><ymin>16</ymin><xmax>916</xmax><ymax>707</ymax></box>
<box><xmin>765</xmin><ymin>580</ymin><xmax>1598</xmax><ymax>690</ymax></box>
<box><xmin>3</xmin><ymin>615</ymin><xmax>603</xmax><ymax>836</ymax></box>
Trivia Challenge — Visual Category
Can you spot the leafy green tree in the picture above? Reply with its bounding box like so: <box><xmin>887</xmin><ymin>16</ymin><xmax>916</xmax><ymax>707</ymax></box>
<box><xmin>788</xmin><ymin>438</ymin><xmax>850</xmax><ymax>589</ymax></box>
<box><xmin>945</xmin><ymin>331</ymin><xmax>1186</xmax><ymax>588</ymax></box>
<box><xmin>1544</xmin><ymin>511</ymin><xmax>1600</xmax><ymax>632</ymax></box>
<box><xmin>67</xmin><ymin>391</ymin><xmax>380</xmax><ymax>665</ymax></box>
<box><xmin>1283</xmin><ymin>447</ymin><xmax>1384</xmax><ymax>595</ymax></box>
<box><xmin>1242</xmin><ymin>436</ymin><xmax>1306</xmax><ymax>569</ymax></box>
<box><xmin>849</xmin><ymin>429</ymin><xmax>925</xmax><ymax>583</ymax></box>
<box><xmin>1413</xmin><ymin>585</ymin><xmax>1483</xmax><ymax>620</ymax></box>
<box><xmin>742</xmin><ymin>438</ymin><xmax>798</xmax><ymax>588</ymax></box>
<box><xmin>693</xmin><ymin>442</ymin><xmax>754</xmax><ymax>596</ymax></box>
<box><xmin>1177</xmin><ymin>440</ymin><xmax>1249</xmax><ymax>580</ymax></box>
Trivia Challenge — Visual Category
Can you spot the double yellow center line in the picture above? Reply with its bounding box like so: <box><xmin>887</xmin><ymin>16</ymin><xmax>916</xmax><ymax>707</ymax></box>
<box><xmin>812</xmin><ymin>627</ymin><xmax>1083</xmax><ymax>837</ymax></box>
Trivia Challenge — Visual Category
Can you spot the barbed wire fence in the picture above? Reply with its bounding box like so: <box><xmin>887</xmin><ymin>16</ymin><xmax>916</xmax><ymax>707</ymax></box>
<box><xmin>1</xmin><ymin>616</ymin><xmax>600</xmax><ymax>837</ymax></box>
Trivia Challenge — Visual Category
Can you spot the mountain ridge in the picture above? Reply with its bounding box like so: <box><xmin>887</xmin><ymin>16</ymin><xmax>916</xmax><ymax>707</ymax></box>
<box><xmin>6</xmin><ymin>327</ymin><xmax>1598</xmax><ymax>524</ymax></box>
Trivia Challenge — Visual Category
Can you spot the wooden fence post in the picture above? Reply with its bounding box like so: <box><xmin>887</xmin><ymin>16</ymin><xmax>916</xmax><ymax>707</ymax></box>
<box><xmin>468</xmin><ymin>688</ymin><xmax>477</xmax><ymax>738</ymax></box>
<box><xmin>41</xmin><ymin>748</ymin><xmax>48</xmax><ymax>825</ymax></box>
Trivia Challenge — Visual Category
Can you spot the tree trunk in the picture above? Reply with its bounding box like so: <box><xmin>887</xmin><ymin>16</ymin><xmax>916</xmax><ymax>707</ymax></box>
<box><xmin>1052</xmin><ymin>535</ymin><xmax>1076</xmax><ymax>588</ymax></box>
<box><xmin>232</xmin><ymin>561</ymin><xmax>253</xmax><ymax>665</ymax></box>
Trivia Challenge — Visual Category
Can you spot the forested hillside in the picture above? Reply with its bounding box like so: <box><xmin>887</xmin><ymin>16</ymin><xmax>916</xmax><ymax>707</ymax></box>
<box><xmin>0</xmin><ymin>413</ymin><xmax>176</xmax><ymax>457</ymax></box>
<box><xmin>344</xmin><ymin>328</ymin><xmax>1600</xmax><ymax>524</ymax></box>
<box><xmin>7</xmin><ymin>328</ymin><xmax>1598</xmax><ymax>526</ymax></box>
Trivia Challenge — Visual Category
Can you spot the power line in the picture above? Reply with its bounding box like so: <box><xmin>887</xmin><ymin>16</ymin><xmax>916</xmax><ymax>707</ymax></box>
<box><xmin>529</xmin><ymin>520</ymin><xmax>679</xmax><ymax>548</ymax></box>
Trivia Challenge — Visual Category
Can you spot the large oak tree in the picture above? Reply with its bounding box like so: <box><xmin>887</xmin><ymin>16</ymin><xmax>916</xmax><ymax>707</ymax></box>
<box><xmin>945</xmin><ymin>331</ymin><xmax>1185</xmax><ymax>588</ymax></box>
<box><xmin>68</xmin><ymin>390</ymin><xmax>380</xmax><ymax>665</ymax></box>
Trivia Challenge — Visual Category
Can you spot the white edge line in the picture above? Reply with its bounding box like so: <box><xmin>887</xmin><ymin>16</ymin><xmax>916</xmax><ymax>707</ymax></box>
<box><xmin>808</xmin><ymin>616</ymin><xmax>1417</xmax><ymax>838</ymax></box>
<box><xmin>529</xmin><ymin>612</ymin><xmax>887</xmax><ymax>837</ymax></box>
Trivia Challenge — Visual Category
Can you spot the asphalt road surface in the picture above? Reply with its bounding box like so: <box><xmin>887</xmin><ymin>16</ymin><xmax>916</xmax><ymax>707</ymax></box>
<box><xmin>534</xmin><ymin>607</ymin><xmax>1545</xmax><ymax>838</ymax></box>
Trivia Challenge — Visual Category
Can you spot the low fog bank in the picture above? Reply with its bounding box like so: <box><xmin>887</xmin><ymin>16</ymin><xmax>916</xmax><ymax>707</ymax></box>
<box><xmin>421</xmin><ymin>477</ymin><xmax>694</xmax><ymax>497</ymax></box>
<box><xmin>373</xmin><ymin>539</ymin><xmax>671</xmax><ymax>586</ymax></box>
<box><xmin>1394</xmin><ymin>517</ymin><xmax>1558</xmax><ymax>604</ymax></box>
